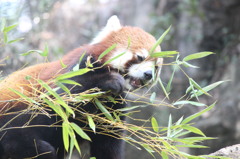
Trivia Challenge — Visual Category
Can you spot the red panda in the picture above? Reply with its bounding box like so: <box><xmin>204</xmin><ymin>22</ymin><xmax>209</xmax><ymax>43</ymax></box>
<box><xmin>0</xmin><ymin>16</ymin><xmax>162</xmax><ymax>159</ymax></box>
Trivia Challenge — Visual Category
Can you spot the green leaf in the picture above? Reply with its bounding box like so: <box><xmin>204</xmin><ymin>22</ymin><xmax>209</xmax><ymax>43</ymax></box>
<box><xmin>175</xmin><ymin>116</ymin><xmax>184</xmax><ymax>125</ymax></box>
<box><xmin>161</xmin><ymin>151</ymin><xmax>169</xmax><ymax>159</ymax></box>
<box><xmin>142</xmin><ymin>144</ymin><xmax>156</xmax><ymax>159</ymax></box>
<box><xmin>182</xmin><ymin>61</ymin><xmax>199</xmax><ymax>68</ymax></box>
<box><xmin>3</xmin><ymin>24</ymin><xmax>18</xmax><ymax>33</ymax></box>
<box><xmin>43</xmin><ymin>98</ymin><xmax>68</xmax><ymax>121</ymax></box>
<box><xmin>90</xmin><ymin>157</ymin><xmax>96</xmax><ymax>159</ymax></box>
<box><xmin>3</xmin><ymin>32</ymin><xmax>8</xmax><ymax>43</ymax></box>
<box><xmin>62</xmin><ymin>121</ymin><xmax>70</xmax><ymax>151</ymax></box>
<box><xmin>58</xmin><ymin>79</ymin><xmax>81</xmax><ymax>86</ymax></box>
<box><xmin>103</xmin><ymin>51</ymin><xmax>126</xmax><ymax>66</ymax></box>
<box><xmin>8</xmin><ymin>88</ymin><xmax>39</xmax><ymax>105</ymax></box>
<box><xmin>191</xmin><ymin>81</ymin><xmax>226</xmax><ymax>97</ymax></box>
<box><xmin>56</xmin><ymin>81</ymin><xmax>71</xmax><ymax>95</ymax></box>
<box><xmin>151</xmin><ymin>117</ymin><xmax>159</xmax><ymax>133</ymax></box>
<box><xmin>7</xmin><ymin>38</ymin><xmax>24</xmax><ymax>44</ymax></box>
<box><xmin>182</xmin><ymin>102</ymin><xmax>215</xmax><ymax>124</ymax></box>
<box><xmin>56</xmin><ymin>68</ymin><xmax>91</xmax><ymax>81</ymax></box>
<box><xmin>183</xmin><ymin>52</ymin><xmax>214</xmax><ymax>62</ymax></box>
<box><xmin>150</xmin><ymin>26</ymin><xmax>171</xmax><ymax>54</ymax></box>
<box><xmin>150</xmin><ymin>51</ymin><xmax>179</xmax><ymax>58</ymax></box>
<box><xmin>182</xmin><ymin>125</ymin><xmax>206</xmax><ymax>136</ymax></box>
<box><xmin>189</xmin><ymin>78</ymin><xmax>210</xmax><ymax>97</ymax></box>
<box><xmin>173</xmin><ymin>100</ymin><xmax>206</xmax><ymax>107</ymax></box>
<box><xmin>87</xmin><ymin>116</ymin><xmax>96</xmax><ymax>133</ymax></box>
<box><xmin>150</xmin><ymin>92</ymin><xmax>156</xmax><ymax>103</ymax></box>
<box><xmin>98</xmin><ymin>43</ymin><xmax>117</xmax><ymax>60</ymax></box>
<box><xmin>38</xmin><ymin>80</ymin><xmax>75</xmax><ymax>116</ymax></box>
<box><xmin>1</xmin><ymin>18</ymin><xmax>6</xmax><ymax>32</ymax></box>
<box><xmin>70</xmin><ymin>122</ymin><xmax>91</xmax><ymax>141</ymax></box>
<box><xmin>167</xmin><ymin>114</ymin><xmax>172</xmax><ymax>137</ymax></box>
<box><xmin>158</xmin><ymin>78</ymin><xmax>169</xmax><ymax>100</ymax></box>
<box><xmin>166</xmin><ymin>65</ymin><xmax>177</xmax><ymax>93</ymax></box>
<box><xmin>95</xmin><ymin>98</ymin><xmax>114</xmax><ymax>121</ymax></box>
<box><xmin>40</xmin><ymin>43</ymin><xmax>49</xmax><ymax>57</ymax></box>
<box><xmin>117</xmin><ymin>105</ymin><xmax>142</xmax><ymax>112</ymax></box>
<box><xmin>59</xmin><ymin>58</ymin><xmax>67</xmax><ymax>68</ymax></box>
<box><xmin>20</xmin><ymin>50</ymin><xmax>44</xmax><ymax>56</ymax></box>
<box><xmin>176</xmin><ymin>144</ymin><xmax>208</xmax><ymax>148</ymax></box>
<box><xmin>78</xmin><ymin>52</ymin><xmax>86</xmax><ymax>66</ymax></box>
<box><xmin>68</xmin><ymin>136</ymin><xmax>75</xmax><ymax>159</ymax></box>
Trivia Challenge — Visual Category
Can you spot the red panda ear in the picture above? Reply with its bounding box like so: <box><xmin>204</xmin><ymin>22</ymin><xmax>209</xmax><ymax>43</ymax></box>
<box><xmin>105</xmin><ymin>15</ymin><xmax>121</xmax><ymax>31</ymax></box>
<box><xmin>91</xmin><ymin>15</ymin><xmax>122</xmax><ymax>44</ymax></box>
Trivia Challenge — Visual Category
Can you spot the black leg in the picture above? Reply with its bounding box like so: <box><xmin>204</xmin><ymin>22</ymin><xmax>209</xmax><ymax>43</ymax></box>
<box><xmin>1</xmin><ymin>137</ymin><xmax>58</xmax><ymax>159</ymax></box>
<box><xmin>89</xmin><ymin>134</ymin><xmax>125</xmax><ymax>159</ymax></box>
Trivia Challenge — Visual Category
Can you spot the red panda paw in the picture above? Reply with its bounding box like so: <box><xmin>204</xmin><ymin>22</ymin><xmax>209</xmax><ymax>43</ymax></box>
<box><xmin>100</xmin><ymin>72</ymin><xmax>125</xmax><ymax>95</ymax></box>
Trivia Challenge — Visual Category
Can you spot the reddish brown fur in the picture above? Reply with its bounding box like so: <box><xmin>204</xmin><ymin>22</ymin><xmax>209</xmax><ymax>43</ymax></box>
<box><xmin>0</xmin><ymin>26</ymin><xmax>160</xmax><ymax>111</ymax></box>
<box><xmin>100</xmin><ymin>27</ymin><xmax>160</xmax><ymax>61</ymax></box>
<box><xmin>0</xmin><ymin>45</ymin><xmax>108</xmax><ymax>111</ymax></box>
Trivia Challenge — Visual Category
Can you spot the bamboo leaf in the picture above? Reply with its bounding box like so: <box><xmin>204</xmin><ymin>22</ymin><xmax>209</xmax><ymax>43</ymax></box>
<box><xmin>158</xmin><ymin>78</ymin><xmax>169</xmax><ymax>100</ymax></box>
<box><xmin>183</xmin><ymin>52</ymin><xmax>214</xmax><ymax>62</ymax></box>
<box><xmin>95</xmin><ymin>98</ymin><xmax>114</xmax><ymax>121</ymax></box>
<box><xmin>3</xmin><ymin>24</ymin><xmax>18</xmax><ymax>33</ymax></box>
<box><xmin>191</xmin><ymin>81</ymin><xmax>226</xmax><ymax>97</ymax></box>
<box><xmin>56</xmin><ymin>68</ymin><xmax>91</xmax><ymax>81</ymax></box>
<box><xmin>161</xmin><ymin>151</ymin><xmax>169</xmax><ymax>159</ymax></box>
<box><xmin>56</xmin><ymin>81</ymin><xmax>71</xmax><ymax>95</ymax></box>
<box><xmin>8</xmin><ymin>38</ymin><xmax>24</xmax><ymax>44</ymax></box>
<box><xmin>150</xmin><ymin>51</ymin><xmax>178</xmax><ymax>58</ymax></box>
<box><xmin>176</xmin><ymin>144</ymin><xmax>208</xmax><ymax>148</ymax></box>
<box><xmin>58</xmin><ymin>79</ymin><xmax>81</xmax><ymax>86</ymax></box>
<box><xmin>151</xmin><ymin>117</ymin><xmax>159</xmax><ymax>133</ymax></box>
<box><xmin>70</xmin><ymin>122</ymin><xmax>91</xmax><ymax>141</ymax></box>
<box><xmin>167</xmin><ymin>114</ymin><xmax>172</xmax><ymax>137</ymax></box>
<box><xmin>43</xmin><ymin>98</ymin><xmax>67</xmax><ymax>121</ymax></box>
<box><xmin>20</xmin><ymin>50</ymin><xmax>44</xmax><ymax>56</ymax></box>
<box><xmin>150</xmin><ymin>26</ymin><xmax>171</xmax><ymax>54</ymax></box>
<box><xmin>189</xmin><ymin>78</ymin><xmax>210</xmax><ymax>97</ymax></box>
<box><xmin>40</xmin><ymin>43</ymin><xmax>49</xmax><ymax>57</ymax></box>
<box><xmin>103</xmin><ymin>52</ymin><xmax>126</xmax><ymax>66</ymax></box>
<box><xmin>173</xmin><ymin>100</ymin><xmax>206</xmax><ymax>107</ymax></box>
<box><xmin>87</xmin><ymin>116</ymin><xmax>96</xmax><ymax>133</ymax></box>
<box><xmin>142</xmin><ymin>144</ymin><xmax>156</xmax><ymax>159</ymax></box>
<box><xmin>182</xmin><ymin>61</ymin><xmax>199</xmax><ymax>68</ymax></box>
<box><xmin>3</xmin><ymin>32</ymin><xmax>8</xmax><ymax>43</ymax></box>
<box><xmin>62</xmin><ymin>121</ymin><xmax>70</xmax><ymax>151</ymax></box>
<box><xmin>166</xmin><ymin>66</ymin><xmax>177</xmax><ymax>93</ymax></box>
<box><xmin>182</xmin><ymin>125</ymin><xmax>206</xmax><ymax>136</ymax></box>
<box><xmin>150</xmin><ymin>92</ymin><xmax>156</xmax><ymax>103</ymax></box>
<box><xmin>182</xmin><ymin>102</ymin><xmax>215</xmax><ymax>124</ymax></box>
<box><xmin>8</xmin><ymin>88</ymin><xmax>39</xmax><ymax>105</ymax></box>
<box><xmin>1</xmin><ymin>18</ymin><xmax>6</xmax><ymax>32</ymax></box>
<box><xmin>98</xmin><ymin>43</ymin><xmax>117</xmax><ymax>60</ymax></box>
<box><xmin>38</xmin><ymin>80</ymin><xmax>75</xmax><ymax>116</ymax></box>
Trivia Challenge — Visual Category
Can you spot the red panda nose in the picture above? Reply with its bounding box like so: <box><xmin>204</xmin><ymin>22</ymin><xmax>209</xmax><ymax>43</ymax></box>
<box><xmin>144</xmin><ymin>71</ymin><xmax>152</xmax><ymax>80</ymax></box>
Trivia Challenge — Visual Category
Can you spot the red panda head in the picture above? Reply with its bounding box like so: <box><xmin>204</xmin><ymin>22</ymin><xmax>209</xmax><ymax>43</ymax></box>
<box><xmin>92</xmin><ymin>16</ymin><xmax>163</xmax><ymax>90</ymax></box>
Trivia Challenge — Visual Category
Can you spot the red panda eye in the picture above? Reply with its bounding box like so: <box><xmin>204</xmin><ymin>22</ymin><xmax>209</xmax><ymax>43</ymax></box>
<box><xmin>137</xmin><ymin>55</ymin><xmax>144</xmax><ymax>62</ymax></box>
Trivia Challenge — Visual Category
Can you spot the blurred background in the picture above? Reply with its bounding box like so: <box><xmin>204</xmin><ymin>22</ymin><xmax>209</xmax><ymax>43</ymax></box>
<box><xmin>1</xmin><ymin>0</ymin><xmax>240</xmax><ymax>158</ymax></box>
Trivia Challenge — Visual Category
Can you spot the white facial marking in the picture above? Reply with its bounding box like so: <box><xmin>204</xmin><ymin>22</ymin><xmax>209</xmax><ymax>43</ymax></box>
<box><xmin>108</xmin><ymin>49</ymin><xmax>133</xmax><ymax>71</ymax></box>
<box><xmin>136</xmin><ymin>49</ymin><xmax>149</xmax><ymax>59</ymax></box>
<box><xmin>128</xmin><ymin>61</ymin><xmax>155</xmax><ymax>79</ymax></box>
<box><xmin>91</xmin><ymin>15</ymin><xmax>122</xmax><ymax>44</ymax></box>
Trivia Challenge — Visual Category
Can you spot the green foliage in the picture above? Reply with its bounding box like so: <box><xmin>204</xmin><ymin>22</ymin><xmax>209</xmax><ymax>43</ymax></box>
<box><xmin>0</xmin><ymin>18</ymin><xmax>24</xmax><ymax>46</ymax></box>
<box><xmin>20</xmin><ymin>43</ymin><xmax>49</xmax><ymax>56</ymax></box>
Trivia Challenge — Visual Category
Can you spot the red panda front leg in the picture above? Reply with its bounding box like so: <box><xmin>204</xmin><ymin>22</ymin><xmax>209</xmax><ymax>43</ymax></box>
<box><xmin>89</xmin><ymin>134</ymin><xmax>125</xmax><ymax>159</ymax></box>
<box><xmin>97</xmin><ymin>72</ymin><xmax>125</xmax><ymax>95</ymax></box>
